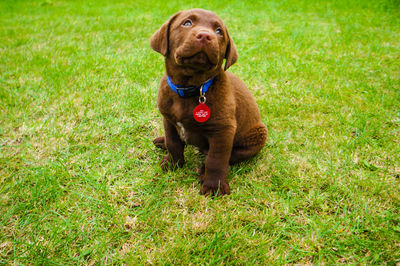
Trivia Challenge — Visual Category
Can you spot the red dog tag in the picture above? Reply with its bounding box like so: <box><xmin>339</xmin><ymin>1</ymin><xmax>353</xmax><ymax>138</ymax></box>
<box><xmin>193</xmin><ymin>103</ymin><xmax>210</xmax><ymax>122</ymax></box>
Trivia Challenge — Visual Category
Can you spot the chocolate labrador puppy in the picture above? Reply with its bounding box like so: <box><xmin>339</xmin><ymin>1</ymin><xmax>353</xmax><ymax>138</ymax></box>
<box><xmin>150</xmin><ymin>9</ymin><xmax>267</xmax><ymax>195</ymax></box>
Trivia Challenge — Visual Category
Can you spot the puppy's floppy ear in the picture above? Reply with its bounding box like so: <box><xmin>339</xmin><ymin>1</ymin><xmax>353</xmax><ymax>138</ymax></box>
<box><xmin>150</xmin><ymin>12</ymin><xmax>181</xmax><ymax>56</ymax></box>
<box><xmin>224</xmin><ymin>31</ymin><xmax>238</xmax><ymax>71</ymax></box>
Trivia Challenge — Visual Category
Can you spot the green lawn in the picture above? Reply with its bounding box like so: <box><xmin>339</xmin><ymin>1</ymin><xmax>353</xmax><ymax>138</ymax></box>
<box><xmin>1</xmin><ymin>0</ymin><xmax>399</xmax><ymax>264</ymax></box>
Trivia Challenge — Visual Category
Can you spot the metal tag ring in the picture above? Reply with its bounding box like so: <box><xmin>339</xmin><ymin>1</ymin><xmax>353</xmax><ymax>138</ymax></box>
<box><xmin>199</xmin><ymin>96</ymin><xmax>206</xmax><ymax>103</ymax></box>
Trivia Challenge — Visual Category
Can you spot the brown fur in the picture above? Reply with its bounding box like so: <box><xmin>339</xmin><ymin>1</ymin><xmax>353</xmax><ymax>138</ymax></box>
<box><xmin>150</xmin><ymin>9</ymin><xmax>268</xmax><ymax>195</ymax></box>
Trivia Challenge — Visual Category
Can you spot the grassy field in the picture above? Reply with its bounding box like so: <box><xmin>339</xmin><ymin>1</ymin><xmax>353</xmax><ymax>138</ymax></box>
<box><xmin>1</xmin><ymin>0</ymin><xmax>399</xmax><ymax>264</ymax></box>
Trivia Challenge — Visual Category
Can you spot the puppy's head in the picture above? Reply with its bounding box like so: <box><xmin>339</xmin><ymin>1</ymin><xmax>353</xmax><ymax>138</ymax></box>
<box><xmin>150</xmin><ymin>9</ymin><xmax>238</xmax><ymax>71</ymax></box>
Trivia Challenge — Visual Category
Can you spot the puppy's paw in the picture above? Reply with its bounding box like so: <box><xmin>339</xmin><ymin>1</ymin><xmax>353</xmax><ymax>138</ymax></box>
<box><xmin>153</xmin><ymin>136</ymin><xmax>166</xmax><ymax>150</ymax></box>
<box><xmin>200</xmin><ymin>178</ymin><xmax>230</xmax><ymax>196</ymax></box>
<box><xmin>160</xmin><ymin>155</ymin><xmax>171</xmax><ymax>171</ymax></box>
<box><xmin>160</xmin><ymin>155</ymin><xmax>184</xmax><ymax>171</ymax></box>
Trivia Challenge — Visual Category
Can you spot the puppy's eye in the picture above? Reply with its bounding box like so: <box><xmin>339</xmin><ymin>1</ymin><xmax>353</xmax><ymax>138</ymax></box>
<box><xmin>182</xmin><ymin>20</ymin><xmax>192</xmax><ymax>27</ymax></box>
<box><xmin>216</xmin><ymin>28</ymin><xmax>223</xmax><ymax>35</ymax></box>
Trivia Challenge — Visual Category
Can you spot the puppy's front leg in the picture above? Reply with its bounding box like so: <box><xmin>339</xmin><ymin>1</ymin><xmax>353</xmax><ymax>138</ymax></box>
<box><xmin>200</xmin><ymin>129</ymin><xmax>235</xmax><ymax>195</ymax></box>
<box><xmin>161</xmin><ymin>118</ymin><xmax>185</xmax><ymax>171</ymax></box>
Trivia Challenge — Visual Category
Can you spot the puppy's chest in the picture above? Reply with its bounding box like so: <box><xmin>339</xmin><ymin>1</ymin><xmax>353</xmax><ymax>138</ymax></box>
<box><xmin>175</xmin><ymin>122</ymin><xmax>188</xmax><ymax>141</ymax></box>
<box><xmin>171</xmin><ymin>102</ymin><xmax>198</xmax><ymax>141</ymax></box>
<box><xmin>160</xmin><ymin>97</ymin><xmax>196</xmax><ymax>123</ymax></box>
<box><xmin>159</xmin><ymin>98</ymin><xmax>206</xmax><ymax>141</ymax></box>
<box><xmin>175</xmin><ymin>120</ymin><xmax>207</xmax><ymax>146</ymax></box>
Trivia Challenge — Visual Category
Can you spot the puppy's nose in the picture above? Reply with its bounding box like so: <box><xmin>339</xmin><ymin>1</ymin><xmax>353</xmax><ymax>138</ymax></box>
<box><xmin>196</xmin><ymin>31</ymin><xmax>212</xmax><ymax>43</ymax></box>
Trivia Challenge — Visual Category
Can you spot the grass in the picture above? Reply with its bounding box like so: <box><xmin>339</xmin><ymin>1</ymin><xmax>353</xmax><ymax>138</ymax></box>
<box><xmin>1</xmin><ymin>0</ymin><xmax>399</xmax><ymax>264</ymax></box>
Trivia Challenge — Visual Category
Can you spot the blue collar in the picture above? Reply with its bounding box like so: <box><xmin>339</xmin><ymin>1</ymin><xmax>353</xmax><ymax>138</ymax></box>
<box><xmin>167</xmin><ymin>76</ymin><xmax>214</xmax><ymax>98</ymax></box>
